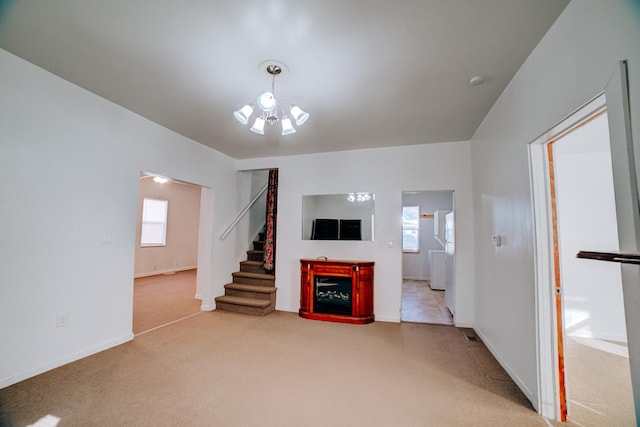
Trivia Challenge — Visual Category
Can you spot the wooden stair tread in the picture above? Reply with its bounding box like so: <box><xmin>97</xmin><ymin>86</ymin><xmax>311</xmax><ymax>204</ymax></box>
<box><xmin>224</xmin><ymin>283</ymin><xmax>277</xmax><ymax>293</ymax></box>
<box><xmin>240</xmin><ymin>260</ymin><xmax>262</xmax><ymax>266</ymax></box>
<box><xmin>215</xmin><ymin>295</ymin><xmax>271</xmax><ymax>308</ymax></box>
<box><xmin>232</xmin><ymin>271</ymin><xmax>275</xmax><ymax>280</ymax></box>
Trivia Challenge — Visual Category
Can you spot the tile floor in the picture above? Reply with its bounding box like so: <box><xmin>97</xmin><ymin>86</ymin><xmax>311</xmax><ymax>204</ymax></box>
<box><xmin>401</xmin><ymin>279</ymin><xmax>453</xmax><ymax>325</ymax></box>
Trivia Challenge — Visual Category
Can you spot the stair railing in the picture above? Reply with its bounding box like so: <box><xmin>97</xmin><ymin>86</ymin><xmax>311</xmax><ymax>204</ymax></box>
<box><xmin>219</xmin><ymin>183</ymin><xmax>268</xmax><ymax>240</ymax></box>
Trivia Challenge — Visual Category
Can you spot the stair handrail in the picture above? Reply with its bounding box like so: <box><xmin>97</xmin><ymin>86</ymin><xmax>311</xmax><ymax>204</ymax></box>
<box><xmin>219</xmin><ymin>183</ymin><xmax>268</xmax><ymax>240</ymax></box>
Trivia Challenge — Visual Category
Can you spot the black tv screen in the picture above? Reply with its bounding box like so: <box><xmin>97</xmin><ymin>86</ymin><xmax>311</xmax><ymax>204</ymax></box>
<box><xmin>312</xmin><ymin>219</ymin><xmax>339</xmax><ymax>240</ymax></box>
<box><xmin>340</xmin><ymin>219</ymin><xmax>362</xmax><ymax>240</ymax></box>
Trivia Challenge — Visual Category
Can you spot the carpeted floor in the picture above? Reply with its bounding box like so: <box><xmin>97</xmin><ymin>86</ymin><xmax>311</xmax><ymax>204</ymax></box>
<box><xmin>133</xmin><ymin>269</ymin><xmax>202</xmax><ymax>334</ymax></box>
<box><xmin>0</xmin><ymin>310</ymin><xmax>567</xmax><ymax>427</ymax></box>
<box><xmin>565</xmin><ymin>336</ymin><xmax>635</xmax><ymax>426</ymax></box>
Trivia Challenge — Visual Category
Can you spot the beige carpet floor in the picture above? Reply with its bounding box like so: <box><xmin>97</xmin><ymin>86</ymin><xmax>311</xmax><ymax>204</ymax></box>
<box><xmin>0</xmin><ymin>310</ymin><xmax>570</xmax><ymax>427</ymax></box>
<box><xmin>565</xmin><ymin>336</ymin><xmax>635</xmax><ymax>426</ymax></box>
<box><xmin>133</xmin><ymin>269</ymin><xmax>201</xmax><ymax>334</ymax></box>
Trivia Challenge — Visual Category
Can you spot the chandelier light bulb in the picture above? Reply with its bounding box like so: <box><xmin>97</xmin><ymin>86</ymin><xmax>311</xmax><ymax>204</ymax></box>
<box><xmin>233</xmin><ymin>104</ymin><xmax>253</xmax><ymax>124</ymax></box>
<box><xmin>250</xmin><ymin>117</ymin><xmax>266</xmax><ymax>135</ymax></box>
<box><xmin>281</xmin><ymin>118</ymin><xmax>296</xmax><ymax>135</ymax></box>
<box><xmin>290</xmin><ymin>105</ymin><xmax>309</xmax><ymax>126</ymax></box>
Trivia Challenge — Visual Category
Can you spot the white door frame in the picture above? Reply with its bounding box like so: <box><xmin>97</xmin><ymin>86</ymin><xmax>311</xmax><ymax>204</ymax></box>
<box><xmin>529</xmin><ymin>93</ymin><xmax>607</xmax><ymax>420</ymax></box>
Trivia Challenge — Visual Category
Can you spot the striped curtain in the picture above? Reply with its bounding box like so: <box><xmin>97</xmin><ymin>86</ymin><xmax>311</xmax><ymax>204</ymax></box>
<box><xmin>263</xmin><ymin>169</ymin><xmax>278</xmax><ymax>272</ymax></box>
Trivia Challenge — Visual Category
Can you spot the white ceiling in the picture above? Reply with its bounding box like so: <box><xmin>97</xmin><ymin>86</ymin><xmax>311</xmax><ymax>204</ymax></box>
<box><xmin>0</xmin><ymin>0</ymin><xmax>569</xmax><ymax>159</ymax></box>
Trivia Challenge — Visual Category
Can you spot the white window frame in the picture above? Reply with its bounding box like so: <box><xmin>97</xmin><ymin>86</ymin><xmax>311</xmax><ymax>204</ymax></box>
<box><xmin>141</xmin><ymin>198</ymin><xmax>168</xmax><ymax>247</ymax></box>
<box><xmin>402</xmin><ymin>205</ymin><xmax>420</xmax><ymax>253</ymax></box>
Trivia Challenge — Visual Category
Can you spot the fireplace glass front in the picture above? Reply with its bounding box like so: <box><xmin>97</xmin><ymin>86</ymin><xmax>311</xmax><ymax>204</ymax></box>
<box><xmin>314</xmin><ymin>276</ymin><xmax>352</xmax><ymax>315</ymax></box>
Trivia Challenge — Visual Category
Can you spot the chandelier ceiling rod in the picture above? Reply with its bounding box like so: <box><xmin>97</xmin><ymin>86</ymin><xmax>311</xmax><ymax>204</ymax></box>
<box><xmin>268</xmin><ymin>64</ymin><xmax>279</xmax><ymax>96</ymax></box>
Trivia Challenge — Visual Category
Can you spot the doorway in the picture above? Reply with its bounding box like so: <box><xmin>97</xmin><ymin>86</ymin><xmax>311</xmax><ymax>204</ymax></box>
<box><xmin>530</xmin><ymin>67</ymin><xmax>639</xmax><ymax>423</ymax></box>
<box><xmin>401</xmin><ymin>190</ymin><xmax>454</xmax><ymax>325</ymax></box>
<box><xmin>133</xmin><ymin>173</ymin><xmax>204</xmax><ymax>334</ymax></box>
<box><xmin>550</xmin><ymin>107</ymin><xmax>633</xmax><ymax>424</ymax></box>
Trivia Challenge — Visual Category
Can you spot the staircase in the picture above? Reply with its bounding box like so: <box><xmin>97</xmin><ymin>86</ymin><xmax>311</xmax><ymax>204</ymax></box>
<box><xmin>215</xmin><ymin>233</ymin><xmax>277</xmax><ymax>316</ymax></box>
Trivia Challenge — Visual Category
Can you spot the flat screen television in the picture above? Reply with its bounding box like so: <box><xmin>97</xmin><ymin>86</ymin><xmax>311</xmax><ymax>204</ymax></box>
<box><xmin>311</xmin><ymin>219</ymin><xmax>339</xmax><ymax>240</ymax></box>
<box><xmin>339</xmin><ymin>219</ymin><xmax>362</xmax><ymax>240</ymax></box>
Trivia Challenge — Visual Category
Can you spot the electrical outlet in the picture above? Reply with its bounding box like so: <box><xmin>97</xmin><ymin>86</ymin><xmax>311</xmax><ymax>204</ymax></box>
<box><xmin>56</xmin><ymin>313</ymin><xmax>68</xmax><ymax>328</ymax></box>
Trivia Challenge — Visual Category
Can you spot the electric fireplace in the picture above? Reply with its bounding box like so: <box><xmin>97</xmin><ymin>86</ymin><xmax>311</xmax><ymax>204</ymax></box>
<box><xmin>299</xmin><ymin>259</ymin><xmax>374</xmax><ymax>324</ymax></box>
<box><xmin>314</xmin><ymin>276</ymin><xmax>353</xmax><ymax>315</ymax></box>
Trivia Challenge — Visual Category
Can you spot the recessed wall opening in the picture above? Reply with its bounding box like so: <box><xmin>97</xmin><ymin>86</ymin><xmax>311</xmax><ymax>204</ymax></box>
<box><xmin>400</xmin><ymin>190</ymin><xmax>454</xmax><ymax>325</ymax></box>
<box><xmin>133</xmin><ymin>173</ymin><xmax>205</xmax><ymax>335</ymax></box>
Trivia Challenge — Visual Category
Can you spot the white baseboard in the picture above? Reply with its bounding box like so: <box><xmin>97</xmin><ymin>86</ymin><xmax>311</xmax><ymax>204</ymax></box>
<box><xmin>474</xmin><ymin>327</ymin><xmax>537</xmax><ymax>409</ymax></box>
<box><xmin>375</xmin><ymin>314</ymin><xmax>401</xmax><ymax>323</ymax></box>
<box><xmin>568</xmin><ymin>331</ymin><xmax>627</xmax><ymax>343</ymax></box>
<box><xmin>201</xmin><ymin>301</ymin><xmax>215</xmax><ymax>311</ymax></box>
<box><xmin>0</xmin><ymin>332</ymin><xmax>134</xmax><ymax>389</ymax></box>
<box><xmin>134</xmin><ymin>266</ymin><xmax>196</xmax><ymax>279</ymax></box>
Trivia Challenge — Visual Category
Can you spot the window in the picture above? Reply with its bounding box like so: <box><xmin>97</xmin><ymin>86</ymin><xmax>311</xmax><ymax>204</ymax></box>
<box><xmin>141</xmin><ymin>198</ymin><xmax>168</xmax><ymax>247</ymax></box>
<box><xmin>402</xmin><ymin>206</ymin><xmax>419</xmax><ymax>252</ymax></box>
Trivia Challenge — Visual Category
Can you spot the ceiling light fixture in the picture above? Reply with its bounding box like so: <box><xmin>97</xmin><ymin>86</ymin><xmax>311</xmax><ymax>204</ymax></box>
<box><xmin>234</xmin><ymin>61</ymin><xmax>309</xmax><ymax>136</ymax></box>
<box><xmin>469</xmin><ymin>75</ymin><xmax>485</xmax><ymax>86</ymax></box>
<box><xmin>153</xmin><ymin>176</ymin><xmax>169</xmax><ymax>184</ymax></box>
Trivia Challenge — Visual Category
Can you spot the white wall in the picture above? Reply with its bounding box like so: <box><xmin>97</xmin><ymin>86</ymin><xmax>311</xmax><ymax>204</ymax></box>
<box><xmin>0</xmin><ymin>49</ymin><xmax>239</xmax><ymax>388</ymax></box>
<box><xmin>134</xmin><ymin>177</ymin><xmax>201</xmax><ymax>277</ymax></box>
<box><xmin>402</xmin><ymin>191</ymin><xmax>453</xmax><ymax>280</ymax></box>
<box><xmin>233</xmin><ymin>169</ymin><xmax>268</xmax><ymax>261</ymax></box>
<box><xmin>238</xmin><ymin>142</ymin><xmax>474</xmax><ymax>325</ymax></box>
<box><xmin>469</xmin><ymin>0</ymin><xmax>640</xmax><ymax>409</ymax></box>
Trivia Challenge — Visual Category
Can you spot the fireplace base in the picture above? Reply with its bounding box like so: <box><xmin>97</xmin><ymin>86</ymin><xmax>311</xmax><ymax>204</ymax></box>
<box><xmin>298</xmin><ymin>310</ymin><xmax>374</xmax><ymax>324</ymax></box>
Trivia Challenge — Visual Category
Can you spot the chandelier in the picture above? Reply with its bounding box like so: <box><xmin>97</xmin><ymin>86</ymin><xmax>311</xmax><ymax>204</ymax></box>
<box><xmin>234</xmin><ymin>61</ymin><xmax>309</xmax><ymax>135</ymax></box>
<box><xmin>347</xmin><ymin>192</ymin><xmax>373</xmax><ymax>203</ymax></box>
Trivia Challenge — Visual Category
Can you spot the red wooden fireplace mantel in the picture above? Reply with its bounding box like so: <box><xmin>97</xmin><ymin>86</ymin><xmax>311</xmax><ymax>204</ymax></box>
<box><xmin>299</xmin><ymin>259</ymin><xmax>374</xmax><ymax>324</ymax></box>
